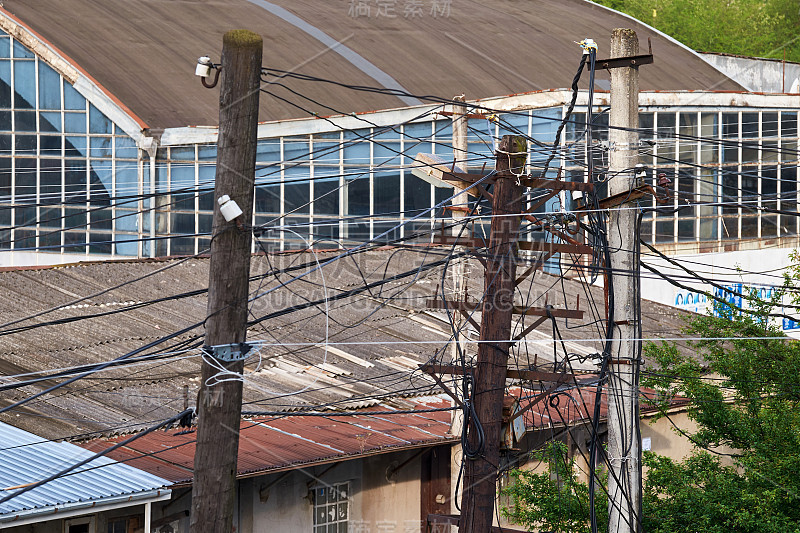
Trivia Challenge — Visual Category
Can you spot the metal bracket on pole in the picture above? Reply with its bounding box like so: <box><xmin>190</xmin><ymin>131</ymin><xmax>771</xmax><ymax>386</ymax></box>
<box><xmin>204</xmin><ymin>342</ymin><xmax>254</xmax><ymax>362</ymax></box>
<box><xmin>596</xmin><ymin>37</ymin><xmax>654</xmax><ymax>70</ymax></box>
<box><xmin>596</xmin><ymin>54</ymin><xmax>653</xmax><ymax>69</ymax></box>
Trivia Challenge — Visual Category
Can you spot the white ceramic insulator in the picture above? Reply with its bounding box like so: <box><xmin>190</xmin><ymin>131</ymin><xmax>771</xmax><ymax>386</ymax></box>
<box><xmin>218</xmin><ymin>195</ymin><xmax>243</xmax><ymax>222</ymax></box>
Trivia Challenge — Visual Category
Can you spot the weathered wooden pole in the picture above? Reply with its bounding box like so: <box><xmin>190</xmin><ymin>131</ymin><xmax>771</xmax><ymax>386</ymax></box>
<box><xmin>459</xmin><ymin>135</ymin><xmax>526</xmax><ymax>533</ymax></box>
<box><xmin>190</xmin><ymin>29</ymin><xmax>262</xmax><ymax>533</ymax></box>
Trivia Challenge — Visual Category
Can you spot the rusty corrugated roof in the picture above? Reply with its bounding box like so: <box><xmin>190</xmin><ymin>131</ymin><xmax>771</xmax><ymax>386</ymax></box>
<box><xmin>512</xmin><ymin>381</ymin><xmax>689</xmax><ymax>430</ymax></box>
<box><xmin>1</xmin><ymin>0</ymin><xmax>741</xmax><ymax>130</ymax></box>
<box><xmin>80</xmin><ymin>396</ymin><xmax>454</xmax><ymax>484</ymax></box>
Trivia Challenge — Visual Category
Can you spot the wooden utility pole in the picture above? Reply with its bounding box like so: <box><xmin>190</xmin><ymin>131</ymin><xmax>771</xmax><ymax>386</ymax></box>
<box><xmin>606</xmin><ymin>28</ymin><xmax>642</xmax><ymax>533</ymax></box>
<box><xmin>459</xmin><ymin>135</ymin><xmax>526</xmax><ymax>533</ymax></box>
<box><xmin>190</xmin><ymin>29</ymin><xmax>262</xmax><ymax>533</ymax></box>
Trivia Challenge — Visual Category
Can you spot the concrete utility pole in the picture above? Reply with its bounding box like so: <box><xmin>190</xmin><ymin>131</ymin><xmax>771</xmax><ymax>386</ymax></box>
<box><xmin>606</xmin><ymin>28</ymin><xmax>642</xmax><ymax>533</ymax></box>
<box><xmin>190</xmin><ymin>30</ymin><xmax>262</xmax><ymax>533</ymax></box>
<box><xmin>459</xmin><ymin>135</ymin><xmax>526</xmax><ymax>533</ymax></box>
<box><xmin>450</xmin><ymin>94</ymin><xmax>469</xmax><ymax>376</ymax></box>
<box><xmin>449</xmin><ymin>95</ymin><xmax>469</xmax><ymax>511</ymax></box>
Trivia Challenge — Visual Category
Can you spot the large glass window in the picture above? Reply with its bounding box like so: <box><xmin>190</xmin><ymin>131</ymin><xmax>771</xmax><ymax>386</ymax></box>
<box><xmin>0</xmin><ymin>35</ymin><xmax>142</xmax><ymax>257</ymax></box>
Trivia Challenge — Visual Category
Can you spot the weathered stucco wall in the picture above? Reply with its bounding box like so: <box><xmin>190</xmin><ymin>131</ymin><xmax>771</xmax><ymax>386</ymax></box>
<box><xmin>700</xmin><ymin>53</ymin><xmax>800</xmax><ymax>93</ymax></box>
<box><xmin>241</xmin><ymin>449</ymin><xmax>424</xmax><ymax>533</ymax></box>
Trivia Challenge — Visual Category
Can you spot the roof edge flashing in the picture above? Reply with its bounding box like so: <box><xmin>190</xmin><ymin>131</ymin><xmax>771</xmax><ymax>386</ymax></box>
<box><xmin>0</xmin><ymin>9</ymin><xmax>78</xmax><ymax>83</ymax></box>
<box><xmin>73</xmin><ymin>76</ymin><xmax>151</xmax><ymax>146</ymax></box>
<box><xmin>0</xmin><ymin>7</ymin><xmax>152</xmax><ymax>146</ymax></box>
<box><xmin>0</xmin><ymin>489</ymin><xmax>171</xmax><ymax>528</ymax></box>
<box><xmin>159</xmin><ymin>89</ymin><xmax>797</xmax><ymax>146</ymax></box>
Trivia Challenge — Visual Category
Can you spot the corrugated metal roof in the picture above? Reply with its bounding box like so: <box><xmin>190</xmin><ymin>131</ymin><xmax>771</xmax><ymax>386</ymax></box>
<box><xmin>512</xmin><ymin>382</ymin><xmax>689</xmax><ymax>430</ymax></box>
<box><xmin>81</xmin><ymin>396</ymin><xmax>455</xmax><ymax>484</ymax></box>
<box><xmin>0</xmin><ymin>249</ymin><xmax>691</xmax><ymax>441</ymax></box>
<box><xmin>76</xmin><ymin>387</ymin><xmax>688</xmax><ymax>486</ymax></box>
<box><xmin>0</xmin><ymin>0</ymin><xmax>741</xmax><ymax>130</ymax></box>
<box><xmin>0</xmin><ymin>421</ymin><xmax>170</xmax><ymax>522</ymax></box>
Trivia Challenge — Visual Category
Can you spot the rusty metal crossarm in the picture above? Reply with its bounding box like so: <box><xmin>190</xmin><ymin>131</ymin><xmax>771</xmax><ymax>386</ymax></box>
<box><xmin>509</xmin><ymin>371</ymin><xmax>571</xmax><ymax>424</ymax></box>
<box><xmin>424</xmin><ymin>368</ymin><xmax>464</xmax><ymax>408</ymax></box>
<box><xmin>574</xmin><ymin>186</ymin><xmax>647</xmax><ymax>216</ymax></box>
<box><xmin>459</xmin><ymin>309</ymin><xmax>481</xmax><ymax>333</ymax></box>
<box><xmin>426</xmin><ymin>299</ymin><xmax>583</xmax><ymax>319</ymax></box>
<box><xmin>524</xmin><ymin>189</ymin><xmax>560</xmax><ymax>214</ymax></box>
<box><xmin>512</xmin><ymin>316</ymin><xmax>548</xmax><ymax>340</ymax></box>
<box><xmin>419</xmin><ymin>364</ymin><xmax>573</xmax><ymax>383</ymax></box>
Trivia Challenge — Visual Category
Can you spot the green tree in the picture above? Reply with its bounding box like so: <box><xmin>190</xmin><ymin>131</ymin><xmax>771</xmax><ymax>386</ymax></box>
<box><xmin>502</xmin><ymin>441</ymin><xmax>608</xmax><ymax>533</ymax></box>
<box><xmin>591</xmin><ymin>0</ymin><xmax>800</xmax><ymax>62</ymax></box>
<box><xmin>503</xmin><ymin>286</ymin><xmax>800</xmax><ymax>532</ymax></box>
<box><xmin>641</xmin><ymin>288</ymin><xmax>800</xmax><ymax>533</ymax></box>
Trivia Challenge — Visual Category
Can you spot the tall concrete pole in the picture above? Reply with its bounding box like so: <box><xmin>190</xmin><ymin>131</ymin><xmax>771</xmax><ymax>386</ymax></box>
<box><xmin>449</xmin><ymin>94</ymin><xmax>469</xmax><ymax>512</ymax></box>
<box><xmin>606</xmin><ymin>28</ymin><xmax>642</xmax><ymax>533</ymax></box>
<box><xmin>190</xmin><ymin>29</ymin><xmax>262</xmax><ymax>533</ymax></box>
<box><xmin>450</xmin><ymin>95</ymin><xmax>470</xmax><ymax>372</ymax></box>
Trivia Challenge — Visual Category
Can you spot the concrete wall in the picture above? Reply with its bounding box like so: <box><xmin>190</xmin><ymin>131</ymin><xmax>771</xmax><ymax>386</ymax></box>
<box><xmin>244</xmin><ymin>450</ymin><xmax>424</xmax><ymax>533</ymax></box>
<box><xmin>700</xmin><ymin>53</ymin><xmax>800</xmax><ymax>93</ymax></box>
<box><xmin>640</xmin><ymin>244</ymin><xmax>800</xmax><ymax>336</ymax></box>
<box><xmin>640</xmin><ymin>410</ymin><xmax>735</xmax><ymax>469</ymax></box>
<box><xmin>140</xmin><ymin>449</ymin><xmax>428</xmax><ymax>533</ymax></box>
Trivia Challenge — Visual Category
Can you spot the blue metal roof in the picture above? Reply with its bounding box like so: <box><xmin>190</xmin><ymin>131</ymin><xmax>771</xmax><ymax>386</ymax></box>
<box><xmin>0</xmin><ymin>422</ymin><xmax>171</xmax><ymax>522</ymax></box>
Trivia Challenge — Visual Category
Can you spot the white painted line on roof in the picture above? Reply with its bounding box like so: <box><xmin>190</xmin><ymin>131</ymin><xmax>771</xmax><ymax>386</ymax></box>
<box><xmin>363</xmin><ymin>413</ymin><xmax>446</xmax><ymax>438</ymax></box>
<box><xmin>252</xmin><ymin>421</ymin><xmax>345</xmax><ymax>454</ymax></box>
<box><xmin>318</xmin><ymin>363</ymin><xmax>352</xmax><ymax>376</ymax></box>
<box><xmin>325</xmin><ymin>417</ymin><xmax>412</xmax><ymax>445</ymax></box>
<box><xmin>318</xmin><ymin>345</ymin><xmax>375</xmax><ymax>368</ymax></box>
<box><xmin>246</xmin><ymin>0</ymin><xmax>422</xmax><ymax>106</ymax></box>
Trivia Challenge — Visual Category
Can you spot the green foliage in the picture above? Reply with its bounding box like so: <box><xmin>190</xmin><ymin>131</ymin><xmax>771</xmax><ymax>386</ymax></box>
<box><xmin>640</xmin><ymin>286</ymin><xmax>800</xmax><ymax>532</ymax></box>
<box><xmin>504</xmin><ymin>264</ymin><xmax>800</xmax><ymax>532</ymax></box>
<box><xmin>591</xmin><ymin>0</ymin><xmax>800</xmax><ymax>62</ymax></box>
<box><xmin>643</xmin><ymin>452</ymin><xmax>799</xmax><ymax>533</ymax></box>
<box><xmin>502</xmin><ymin>442</ymin><xmax>608</xmax><ymax>533</ymax></box>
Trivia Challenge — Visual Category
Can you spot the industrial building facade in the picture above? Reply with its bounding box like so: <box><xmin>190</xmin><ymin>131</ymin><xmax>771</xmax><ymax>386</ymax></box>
<box><xmin>1</xmin><ymin>23</ymin><xmax>797</xmax><ymax>261</ymax></box>
<box><xmin>1</xmin><ymin>0</ymin><xmax>799</xmax><ymax>331</ymax></box>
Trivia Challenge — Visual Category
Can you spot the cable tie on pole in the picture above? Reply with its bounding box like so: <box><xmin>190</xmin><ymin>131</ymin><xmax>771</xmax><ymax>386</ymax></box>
<box><xmin>607</xmin><ymin>453</ymin><xmax>636</xmax><ymax>464</ymax></box>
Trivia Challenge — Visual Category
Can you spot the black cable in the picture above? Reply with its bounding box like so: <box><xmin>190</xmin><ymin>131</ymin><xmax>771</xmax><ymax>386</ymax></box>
<box><xmin>241</xmin><ymin>406</ymin><xmax>455</xmax><ymax>417</ymax></box>
<box><xmin>540</xmin><ymin>54</ymin><xmax>587</xmax><ymax>179</ymax></box>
